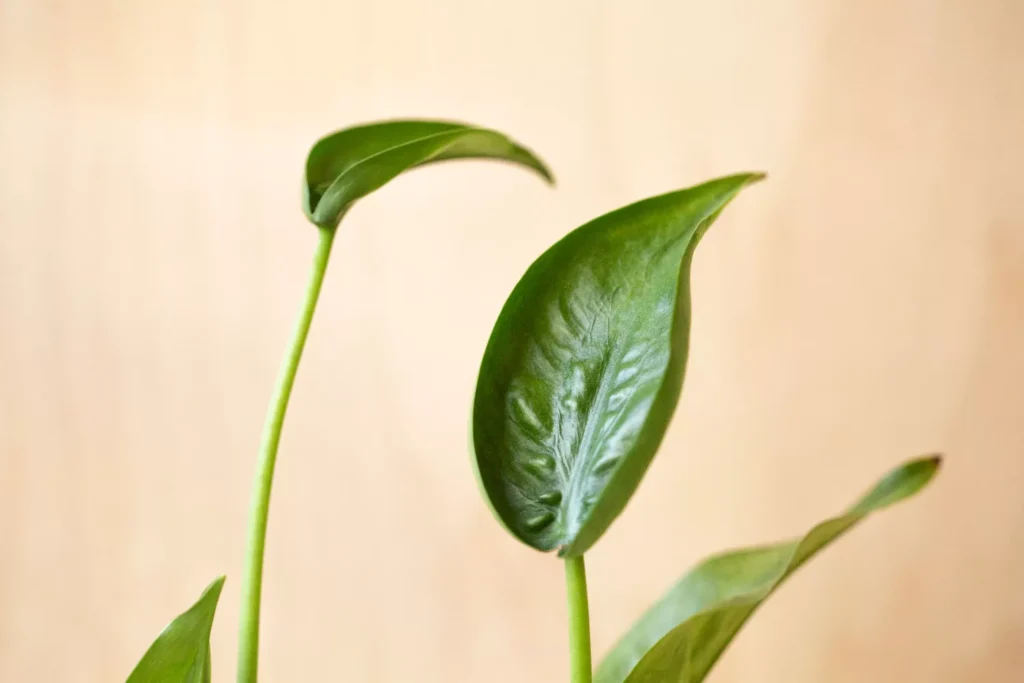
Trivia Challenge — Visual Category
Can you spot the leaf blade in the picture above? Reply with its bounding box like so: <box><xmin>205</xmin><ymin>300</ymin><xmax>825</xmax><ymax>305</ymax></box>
<box><xmin>471</xmin><ymin>174</ymin><xmax>764</xmax><ymax>554</ymax></box>
<box><xmin>594</xmin><ymin>456</ymin><xmax>942</xmax><ymax>683</ymax></box>
<box><xmin>302</xmin><ymin>119</ymin><xmax>552</xmax><ymax>228</ymax></box>
<box><xmin>126</xmin><ymin>576</ymin><xmax>225</xmax><ymax>683</ymax></box>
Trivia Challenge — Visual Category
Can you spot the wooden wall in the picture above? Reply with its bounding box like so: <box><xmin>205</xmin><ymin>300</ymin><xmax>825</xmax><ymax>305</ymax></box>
<box><xmin>1</xmin><ymin>1</ymin><xmax>1021</xmax><ymax>681</ymax></box>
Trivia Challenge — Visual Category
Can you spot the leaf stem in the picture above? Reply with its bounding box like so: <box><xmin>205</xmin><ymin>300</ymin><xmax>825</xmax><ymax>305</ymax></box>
<box><xmin>565</xmin><ymin>555</ymin><xmax>593</xmax><ymax>683</ymax></box>
<box><xmin>237</xmin><ymin>226</ymin><xmax>337</xmax><ymax>683</ymax></box>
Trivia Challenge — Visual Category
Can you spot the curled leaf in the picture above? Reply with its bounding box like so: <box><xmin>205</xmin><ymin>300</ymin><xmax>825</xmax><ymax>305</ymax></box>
<box><xmin>471</xmin><ymin>174</ymin><xmax>764</xmax><ymax>555</ymax></box>
<box><xmin>126</xmin><ymin>576</ymin><xmax>225</xmax><ymax>683</ymax></box>
<box><xmin>595</xmin><ymin>456</ymin><xmax>941</xmax><ymax>683</ymax></box>
<box><xmin>302</xmin><ymin>120</ymin><xmax>553</xmax><ymax>229</ymax></box>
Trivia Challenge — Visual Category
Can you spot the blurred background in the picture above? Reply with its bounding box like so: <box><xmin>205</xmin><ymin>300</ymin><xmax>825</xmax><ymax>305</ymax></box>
<box><xmin>1</xmin><ymin>1</ymin><xmax>1022</xmax><ymax>681</ymax></box>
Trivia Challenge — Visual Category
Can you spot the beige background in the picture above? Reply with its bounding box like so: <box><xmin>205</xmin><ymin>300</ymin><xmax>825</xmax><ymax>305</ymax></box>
<box><xmin>1</xmin><ymin>1</ymin><xmax>1023</xmax><ymax>681</ymax></box>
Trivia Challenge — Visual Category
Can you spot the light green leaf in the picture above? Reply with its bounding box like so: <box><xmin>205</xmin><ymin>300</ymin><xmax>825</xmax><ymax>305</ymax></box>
<box><xmin>127</xmin><ymin>576</ymin><xmax>225</xmax><ymax>683</ymax></box>
<box><xmin>302</xmin><ymin>119</ymin><xmax>553</xmax><ymax>229</ymax></box>
<box><xmin>595</xmin><ymin>456</ymin><xmax>941</xmax><ymax>683</ymax></box>
<box><xmin>471</xmin><ymin>174</ymin><xmax>764</xmax><ymax>555</ymax></box>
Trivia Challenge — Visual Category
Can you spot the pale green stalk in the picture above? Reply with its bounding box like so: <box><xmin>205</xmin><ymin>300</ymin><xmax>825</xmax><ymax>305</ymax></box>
<box><xmin>566</xmin><ymin>555</ymin><xmax>593</xmax><ymax>683</ymax></box>
<box><xmin>237</xmin><ymin>226</ymin><xmax>336</xmax><ymax>683</ymax></box>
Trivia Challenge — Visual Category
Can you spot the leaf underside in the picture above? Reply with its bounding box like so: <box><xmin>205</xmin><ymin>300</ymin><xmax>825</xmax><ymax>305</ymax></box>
<box><xmin>471</xmin><ymin>174</ymin><xmax>764</xmax><ymax>556</ymax></box>
<box><xmin>595</xmin><ymin>456</ymin><xmax>941</xmax><ymax>683</ymax></box>
<box><xmin>126</xmin><ymin>576</ymin><xmax>225</xmax><ymax>683</ymax></box>
<box><xmin>302</xmin><ymin>119</ymin><xmax>553</xmax><ymax>229</ymax></box>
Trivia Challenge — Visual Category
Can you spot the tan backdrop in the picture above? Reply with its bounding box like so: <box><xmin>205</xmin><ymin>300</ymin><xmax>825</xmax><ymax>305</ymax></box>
<box><xmin>1</xmin><ymin>1</ymin><xmax>1022</xmax><ymax>681</ymax></box>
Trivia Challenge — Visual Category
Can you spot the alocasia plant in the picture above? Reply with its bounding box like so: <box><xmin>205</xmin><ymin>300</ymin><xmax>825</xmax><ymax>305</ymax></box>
<box><xmin>125</xmin><ymin>125</ymin><xmax>940</xmax><ymax>683</ymax></box>
<box><xmin>125</xmin><ymin>119</ymin><xmax>552</xmax><ymax>683</ymax></box>
<box><xmin>470</xmin><ymin>173</ymin><xmax>940</xmax><ymax>683</ymax></box>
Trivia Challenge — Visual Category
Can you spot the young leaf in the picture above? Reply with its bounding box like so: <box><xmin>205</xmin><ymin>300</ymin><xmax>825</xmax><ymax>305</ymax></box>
<box><xmin>302</xmin><ymin>119</ymin><xmax>553</xmax><ymax>229</ymax></box>
<box><xmin>594</xmin><ymin>456</ymin><xmax>942</xmax><ymax>683</ymax></box>
<box><xmin>471</xmin><ymin>174</ymin><xmax>764</xmax><ymax>556</ymax></box>
<box><xmin>127</xmin><ymin>576</ymin><xmax>225</xmax><ymax>683</ymax></box>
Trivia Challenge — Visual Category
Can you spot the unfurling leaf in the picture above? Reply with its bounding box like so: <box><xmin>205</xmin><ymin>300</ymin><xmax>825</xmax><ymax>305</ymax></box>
<box><xmin>302</xmin><ymin>120</ymin><xmax>553</xmax><ymax>229</ymax></box>
<box><xmin>126</xmin><ymin>576</ymin><xmax>225</xmax><ymax>683</ymax></box>
<box><xmin>595</xmin><ymin>456</ymin><xmax>941</xmax><ymax>683</ymax></box>
<box><xmin>471</xmin><ymin>174</ymin><xmax>764</xmax><ymax>555</ymax></box>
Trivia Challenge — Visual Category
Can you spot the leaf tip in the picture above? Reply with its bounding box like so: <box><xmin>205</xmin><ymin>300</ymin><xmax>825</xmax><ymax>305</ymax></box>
<box><xmin>505</xmin><ymin>139</ymin><xmax>555</xmax><ymax>186</ymax></box>
<box><xmin>906</xmin><ymin>452</ymin><xmax>943</xmax><ymax>479</ymax></box>
<box><xmin>849</xmin><ymin>453</ymin><xmax>943</xmax><ymax>514</ymax></box>
<box><xmin>534</xmin><ymin>158</ymin><xmax>556</xmax><ymax>186</ymax></box>
<box><xmin>198</xmin><ymin>577</ymin><xmax>225</xmax><ymax>602</ymax></box>
<box><xmin>199</xmin><ymin>575</ymin><xmax>227</xmax><ymax>604</ymax></box>
<box><xmin>919</xmin><ymin>452</ymin><xmax>943</xmax><ymax>479</ymax></box>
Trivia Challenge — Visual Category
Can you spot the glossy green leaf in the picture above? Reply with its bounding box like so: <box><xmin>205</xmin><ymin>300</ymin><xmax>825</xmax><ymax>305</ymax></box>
<box><xmin>595</xmin><ymin>455</ymin><xmax>942</xmax><ymax>683</ymax></box>
<box><xmin>302</xmin><ymin>119</ymin><xmax>553</xmax><ymax>229</ymax></box>
<box><xmin>471</xmin><ymin>174</ymin><xmax>764</xmax><ymax>555</ymax></box>
<box><xmin>127</xmin><ymin>576</ymin><xmax>225</xmax><ymax>683</ymax></box>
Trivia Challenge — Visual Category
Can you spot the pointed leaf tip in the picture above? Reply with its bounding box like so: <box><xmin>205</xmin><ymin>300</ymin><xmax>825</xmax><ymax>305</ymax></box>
<box><xmin>126</xmin><ymin>576</ymin><xmax>226</xmax><ymax>683</ymax></box>
<box><xmin>849</xmin><ymin>453</ymin><xmax>942</xmax><ymax>514</ymax></box>
<box><xmin>302</xmin><ymin>119</ymin><xmax>553</xmax><ymax>229</ymax></box>
<box><xmin>471</xmin><ymin>173</ymin><xmax>764</xmax><ymax>555</ymax></box>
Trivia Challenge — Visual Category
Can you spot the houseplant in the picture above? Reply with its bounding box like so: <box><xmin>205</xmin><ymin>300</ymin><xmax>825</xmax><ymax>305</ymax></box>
<box><xmin>124</xmin><ymin>119</ymin><xmax>553</xmax><ymax>683</ymax></box>
<box><xmin>125</xmin><ymin>125</ymin><xmax>940</xmax><ymax>683</ymax></box>
<box><xmin>468</xmin><ymin>172</ymin><xmax>940</xmax><ymax>682</ymax></box>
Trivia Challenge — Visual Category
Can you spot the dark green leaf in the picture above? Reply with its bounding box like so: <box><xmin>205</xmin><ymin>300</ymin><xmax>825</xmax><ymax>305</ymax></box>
<box><xmin>595</xmin><ymin>456</ymin><xmax>941</xmax><ymax>683</ymax></box>
<box><xmin>302</xmin><ymin>119</ymin><xmax>553</xmax><ymax>228</ymax></box>
<box><xmin>471</xmin><ymin>174</ymin><xmax>764</xmax><ymax>555</ymax></box>
<box><xmin>126</xmin><ymin>576</ymin><xmax>225</xmax><ymax>683</ymax></box>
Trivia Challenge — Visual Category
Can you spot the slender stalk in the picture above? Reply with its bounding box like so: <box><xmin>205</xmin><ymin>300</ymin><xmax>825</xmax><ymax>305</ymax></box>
<box><xmin>237</xmin><ymin>226</ymin><xmax>336</xmax><ymax>683</ymax></box>
<box><xmin>565</xmin><ymin>555</ymin><xmax>593</xmax><ymax>683</ymax></box>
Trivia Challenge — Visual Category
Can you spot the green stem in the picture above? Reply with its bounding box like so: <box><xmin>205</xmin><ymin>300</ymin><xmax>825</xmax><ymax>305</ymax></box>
<box><xmin>565</xmin><ymin>555</ymin><xmax>593</xmax><ymax>683</ymax></box>
<box><xmin>237</xmin><ymin>226</ymin><xmax>336</xmax><ymax>683</ymax></box>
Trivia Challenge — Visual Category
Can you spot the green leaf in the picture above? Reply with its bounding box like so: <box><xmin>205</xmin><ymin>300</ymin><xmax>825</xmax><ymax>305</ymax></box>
<box><xmin>127</xmin><ymin>576</ymin><xmax>226</xmax><ymax>683</ymax></box>
<box><xmin>595</xmin><ymin>456</ymin><xmax>942</xmax><ymax>683</ymax></box>
<box><xmin>471</xmin><ymin>174</ymin><xmax>764</xmax><ymax>555</ymax></box>
<box><xmin>302</xmin><ymin>119</ymin><xmax>553</xmax><ymax>228</ymax></box>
